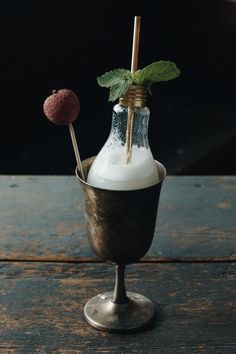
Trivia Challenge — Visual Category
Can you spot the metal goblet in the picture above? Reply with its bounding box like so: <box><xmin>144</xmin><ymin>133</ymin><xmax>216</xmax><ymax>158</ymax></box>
<box><xmin>76</xmin><ymin>156</ymin><xmax>166</xmax><ymax>333</ymax></box>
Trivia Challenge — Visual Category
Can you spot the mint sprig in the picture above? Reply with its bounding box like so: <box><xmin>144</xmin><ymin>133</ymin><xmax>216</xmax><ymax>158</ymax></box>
<box><xmin>97</xmin><ymin>61</ymin><xmax>181</xmax><ymax>102</ymax></box>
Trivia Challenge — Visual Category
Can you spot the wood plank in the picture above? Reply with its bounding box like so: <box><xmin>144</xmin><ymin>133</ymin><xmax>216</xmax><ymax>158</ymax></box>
<box><xmin>0</xmin><ymin>261</ymin><xmax>235</xmax><ymax>353</ymax></box>
<box><xmin>153</xmin><ymin>175</ymin><xmax>236</xmax><ymax>260</ymax></box>
<box><xmin>0</xmin><ymin>176</ymin><xmax>235</xmax><ymax>261</ymax></box>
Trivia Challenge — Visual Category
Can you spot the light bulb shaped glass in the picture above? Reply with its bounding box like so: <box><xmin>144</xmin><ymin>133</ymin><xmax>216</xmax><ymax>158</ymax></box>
<box><xmin>87</xmin><ymin>100</ymin><xmax>159</xmax><ymax>190</ymax></box>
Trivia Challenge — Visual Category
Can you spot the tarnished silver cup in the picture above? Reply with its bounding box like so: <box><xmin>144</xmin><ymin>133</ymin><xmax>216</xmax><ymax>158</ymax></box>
<box><xmin>76</xmin><ymin>156</ymin><xmax>166</xmax><ymax>333</ymax></box>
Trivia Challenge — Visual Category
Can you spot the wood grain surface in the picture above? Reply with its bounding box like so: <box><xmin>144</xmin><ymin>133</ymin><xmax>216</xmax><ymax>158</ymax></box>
<box><xmin>0</xmin><ymin>262</ymin><xmax>235</xmax><ymax>353</ymax></box>
<box><xmin>0</xmin><ymin>175</ymin><xmax>236</xmax><ymax>353</ymax></box>
<box><xmin>0</xmin><ymin>176</ymin><xmax>235</xmax><ymax>261</ymax></box>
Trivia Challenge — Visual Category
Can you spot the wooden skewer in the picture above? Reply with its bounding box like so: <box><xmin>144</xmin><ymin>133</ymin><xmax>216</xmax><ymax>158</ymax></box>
<box><xmin>69</xmin><ymin>123</ymin><xmax>85</xmax><ymax>180</ymax></box>
<box><xmin>126</xmin><ymin>16</ymin><xmax>141</xmax><ymax>164</ymax></box>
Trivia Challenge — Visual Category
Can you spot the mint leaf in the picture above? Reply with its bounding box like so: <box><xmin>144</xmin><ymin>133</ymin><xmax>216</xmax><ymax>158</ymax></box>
<box><xmin>97</xmin><ymin>69</ymin><xmax>132</xmax><ymax>88</ymax></box>
<box><xmin>108</xmin><ymin>77</ymin><xmax>132</xmax><ymax>102</ymax></box>
<box><xmin>97</xmin><ymin>61</ymin><xmax>181</xmax><ymax>101</ymax></box>
<box><xmin>133</xmin><ymin>61</ymin><xmax>180</xmax><ymax>86</ymax></box>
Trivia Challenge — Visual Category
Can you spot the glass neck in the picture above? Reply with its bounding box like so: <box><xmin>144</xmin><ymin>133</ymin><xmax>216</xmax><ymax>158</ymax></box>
<box><xmin>111</xmin><ymin>104</ymin><xmax>150</xmax><ymax>149</ymax></box>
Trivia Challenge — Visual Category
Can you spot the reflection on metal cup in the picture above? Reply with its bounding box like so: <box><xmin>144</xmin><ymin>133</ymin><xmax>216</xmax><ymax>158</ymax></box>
<box><xmin>76</xmin><ymin>156</ymin><xmax>166</xmax><ymax>264</ymax></box>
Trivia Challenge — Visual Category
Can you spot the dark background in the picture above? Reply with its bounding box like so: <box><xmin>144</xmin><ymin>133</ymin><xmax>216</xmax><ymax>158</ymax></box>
<box><xmin>0</xmin><ymin>0</ymin><xmax>236</xmax><ymax>175</ymax></box>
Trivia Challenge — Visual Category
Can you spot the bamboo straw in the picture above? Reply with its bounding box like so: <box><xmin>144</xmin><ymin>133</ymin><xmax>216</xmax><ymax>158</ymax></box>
<box><xmin>126</xmin><ymin>16</ymin><xmax>141</xmax><ymax>164</ymax></box>
<box><xmin>131</xmin><ymin>16</ymin><xmax>141</xmax><ymax>73</ymax></box>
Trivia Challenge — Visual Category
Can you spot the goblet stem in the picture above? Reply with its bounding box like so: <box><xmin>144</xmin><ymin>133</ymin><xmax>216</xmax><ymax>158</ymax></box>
<box><xmin>113</xmin><ymin>264</ymin><xmax>128</xmax><ymax>304</ymax></box>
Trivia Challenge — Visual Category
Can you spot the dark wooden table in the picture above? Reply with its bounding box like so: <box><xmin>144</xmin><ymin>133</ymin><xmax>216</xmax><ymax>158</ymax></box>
<box><xmin>0</xmin><ymin>175</ymin><xmax>235</xmax><ymax>353</ymax></box>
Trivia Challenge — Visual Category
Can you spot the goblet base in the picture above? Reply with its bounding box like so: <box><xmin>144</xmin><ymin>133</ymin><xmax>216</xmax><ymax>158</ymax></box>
<box><xmin>84</xmin><ymin>291</ymin><xmax>155</xmax><ymax>333</ymax></box>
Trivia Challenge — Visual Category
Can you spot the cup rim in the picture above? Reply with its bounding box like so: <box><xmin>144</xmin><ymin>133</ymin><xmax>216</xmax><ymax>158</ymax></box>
<box><xmin>75</xmin><ymin>158</ymin><xmax>167</xmax><ymax>192</ymax></box>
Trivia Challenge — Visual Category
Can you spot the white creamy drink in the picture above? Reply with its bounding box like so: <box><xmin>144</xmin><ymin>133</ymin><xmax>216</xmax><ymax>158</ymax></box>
<box><xmin>87</xmin><ymin>145</ymin><xmax>159</xmax><ymax>190</ymax></box>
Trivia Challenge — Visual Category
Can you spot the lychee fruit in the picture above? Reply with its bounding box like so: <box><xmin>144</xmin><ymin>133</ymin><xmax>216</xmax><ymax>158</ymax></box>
<box><xmin>43</xmin><ymin>89</ymin><xmax>80</xmax><ymax>125</ymax></box>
